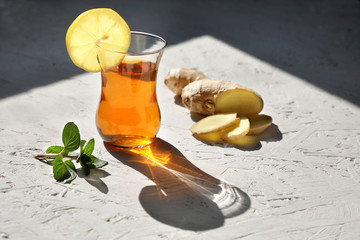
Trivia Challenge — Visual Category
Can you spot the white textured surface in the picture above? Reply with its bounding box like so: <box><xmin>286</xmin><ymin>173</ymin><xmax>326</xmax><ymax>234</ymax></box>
<box><xmin>1</xmin><ymin>35</ymin><xmax>360</xmax><ymax>239</ymax></box>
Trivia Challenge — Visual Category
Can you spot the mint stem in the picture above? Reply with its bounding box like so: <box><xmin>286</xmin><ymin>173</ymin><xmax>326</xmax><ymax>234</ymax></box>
<box><xmin>34</xmin><ymin>153</ymin><xmax>78</xmax><ymax>160</ymax></box>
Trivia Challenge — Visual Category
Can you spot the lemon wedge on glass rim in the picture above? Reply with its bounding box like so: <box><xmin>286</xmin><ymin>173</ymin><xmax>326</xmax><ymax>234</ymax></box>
<box><xmin>66</xmin><ymin>8</ymin><xmax>131</xmax><ymax>72</ymax></box>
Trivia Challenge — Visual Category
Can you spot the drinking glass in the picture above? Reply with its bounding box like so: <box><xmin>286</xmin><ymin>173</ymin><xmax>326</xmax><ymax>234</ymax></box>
<box><xmin>96</xmin><ymin>31</ymin><xmax>166</xmax><ymax>148</ymax></box>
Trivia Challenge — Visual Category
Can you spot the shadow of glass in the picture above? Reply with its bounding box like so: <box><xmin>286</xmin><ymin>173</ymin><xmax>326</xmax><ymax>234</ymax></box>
<box><xmin>105</xmin><ymin>138</ymin><xmax>250</xmax><ymax>230</ymax></box>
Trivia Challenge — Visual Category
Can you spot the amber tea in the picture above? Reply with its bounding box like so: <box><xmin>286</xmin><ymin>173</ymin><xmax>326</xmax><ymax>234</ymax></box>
<box><xmin>96</xmin><ymin>60</ymin><xmax>160</xmax><ymax>147</ymax></box>
<box><xmin>95</xmin><ymin>31</ymin><xmax>166</xmax><ymax>148</ymax></box>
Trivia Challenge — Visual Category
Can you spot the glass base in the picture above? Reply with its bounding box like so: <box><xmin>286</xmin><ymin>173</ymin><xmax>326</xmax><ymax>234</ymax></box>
<box><xmin>104</xmin><ymin>135</ymin><xmax>155</xmax><ymax>148</ymax></box>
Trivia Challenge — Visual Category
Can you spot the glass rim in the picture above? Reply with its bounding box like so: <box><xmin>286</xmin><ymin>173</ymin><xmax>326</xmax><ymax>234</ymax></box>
<box><xmin>97</xmin><ymin>31</ymin><xmax>167</xmax><ymax>56</ymax></box>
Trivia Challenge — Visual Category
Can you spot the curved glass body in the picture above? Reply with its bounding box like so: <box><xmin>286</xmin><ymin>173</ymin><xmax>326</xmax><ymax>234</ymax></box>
<box><xmin>96</xmin><ymin>32</ymin><xmax>166</xmax><ymax>148</ymax></box>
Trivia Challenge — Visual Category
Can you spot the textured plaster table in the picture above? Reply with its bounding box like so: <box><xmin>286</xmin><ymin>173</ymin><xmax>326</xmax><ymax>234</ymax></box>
<box><xmin>1</xmin><ymin>34</ymin><xmax>360</xmax><ymax>239</ymax></box>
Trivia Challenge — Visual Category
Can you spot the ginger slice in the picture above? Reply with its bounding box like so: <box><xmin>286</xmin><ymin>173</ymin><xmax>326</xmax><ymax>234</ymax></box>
<box><xmin>190</xmin><ymin>113</ymin><xmax>239</xmax><ymax>135</ymax></box>
<box><xmin>193</xmin><ymin>121</ymin><xmax>238</xmax><ymax>143</ymax></box>
<box><xmin>193</xmin><ymin>116</ymin><xmax>250</xmax><ymax>143</ymax></box>
<box><xmin>215</xmin><ymin>88</ymin><xmax>263</xmax><ymax>116</ymax></box>
<box><xmin>222</xmin><ymin>117</ymin><xmax>250</xmax><ymax>140</ymax></box>
<box><xmin>193</xmin><ymin>130</ymin><xmax>224</xmax><ymax>143</ymax></box>
<box><xmin>247</xmin><ymin>114</ymin><xmax>272</xmax><ymax>135</ymax></box>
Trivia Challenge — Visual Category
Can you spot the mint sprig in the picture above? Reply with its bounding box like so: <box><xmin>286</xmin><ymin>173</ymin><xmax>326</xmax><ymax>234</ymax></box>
<box><xmin>34</xmin><ymin>122</ymin><xmax>108</xmax><ymax>183</ymax></box>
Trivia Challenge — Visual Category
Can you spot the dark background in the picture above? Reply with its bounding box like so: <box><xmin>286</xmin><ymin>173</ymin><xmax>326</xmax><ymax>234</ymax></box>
<box><xmin>1</xmin><ymin>0</ymin><xmax>359</xmax><ymax>104</ymax></box>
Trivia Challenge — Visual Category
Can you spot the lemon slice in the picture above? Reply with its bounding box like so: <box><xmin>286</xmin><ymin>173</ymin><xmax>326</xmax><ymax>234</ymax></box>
<box><xmin>66</xmin><ymin>8</ymin><xmax>131</xmax><ymax>72</ymax></box>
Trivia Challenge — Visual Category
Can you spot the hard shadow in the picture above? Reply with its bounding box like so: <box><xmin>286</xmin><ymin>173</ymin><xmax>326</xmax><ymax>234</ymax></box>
<box><xmin>232</xmin><ymin>123</ymin><xmax>283</xmax><ymax>151</ymax></box>
<box><xmin>77</xmin><ymin>168</ymin><xmax>110</xmax><ymax>194</ymax></box>
<box><xmin>105</xmin><ymin>138</ymin><xmax>250</xmax><ymax>230</ymax></box>
<box><xmin>1</xmin><ymin>0</ymin><xmax>359</xmax><ymax>105</ymax></box>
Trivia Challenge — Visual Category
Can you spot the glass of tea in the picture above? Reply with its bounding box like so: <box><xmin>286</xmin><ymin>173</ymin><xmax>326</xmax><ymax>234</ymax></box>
<box><xmin>96</xmin><ymin>31</ymin><xmax>166</xmax><ymax>148</ymax></box>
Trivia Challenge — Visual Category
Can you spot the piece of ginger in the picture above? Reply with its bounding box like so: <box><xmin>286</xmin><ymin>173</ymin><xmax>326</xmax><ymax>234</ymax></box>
<box><xmin>222</xmin><ymin>117</ymin><xmax>250</xmax><ymax>140</ymax></box>
<box><xmin>164</xmin><ymin>67</ymin><xmax>273</xmax><ymax>147</ymax></box>
<box><xmin>190</xmin><ymin>113</ymin><xmax>239</xmax><ymax>135</ymax></box>
<box><xmin>164</xmin><ymin>68</ymin><xmax>263</xmax><ymax>116</ymax></box>
<box><xmin>247</xmin><ymin>114</ymin><xmax>273</xmax><ymax>135</ymax></box>
<box><xmin>164</xmin><ymin>68</ymin><xmax>207</xmax><ymax>96</ymax></box>
<box><xmin>192</xmin><ymin>115</ymin><xmax>250</xmax><ymax>143</ymax></box>
<box><xmin>191</xmin><ymin>114</ymin><xmax>272</xmax><ymax>146</ymax></box>
<box><xmin>214</xmin><ymin>88</ymin><xmax>263</xmax><ymax>116</ymax></box>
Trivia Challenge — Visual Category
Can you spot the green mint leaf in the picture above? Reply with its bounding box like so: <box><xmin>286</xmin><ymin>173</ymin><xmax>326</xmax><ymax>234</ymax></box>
<box><xmin>80</xmin><ymin>140</ymin><xmax>86</xmax><ymax>153</ymax></box>
<box><xmin>62</xmin><ymin>122</ymin><xmax>80</xmax><ymax>152</ymax></box>
<box><xmin>35</xmin><ymin>122</ymin><xmax>108</xmax><ymax>183</ymax></box>
<box><xmin>64</xmin><ymin>161</ymin><xmax>77</xmax><ymax>183</ymax></box>
<box><xmin>83</xmin><ymin>138</ymin><xmax>95</xmax><ymax>156</ymax></box>
<box><xmin>46</xmin><ymin>146</ymin><xmax>64</xmax><ymax>154</ymax></box>
<box><xmin>65</xmin><ymin>169</ymin><xmax>77</xmax><ymax>183</ymax></box>
<box><xmin>46</xmin><ymin>145</ymin><xmax>69</xmax><ymax>156</ymax></box>
<box><xmin>80</xmin><ymin>154</ymin><xmax>92</xmax><ymax>163</ymax></box>
<box><xmin>53</xmin><ymin>156</ymin><xmax>77</xmax><ymax>183</ymax></box>
<box><xmin>64</xmin><ymin>160</ymin><xmax>76</xmax><ymax>171</ymax></box>
<box><xmin>89</xmin><ymin>155</ymin><xmax>108</xmax><ymax>169</ymax></box>
<box><xmin>80</xmin><ymin>159</ymin><xmax>90</xmax><ymax>176</ymax></box>
<box><xmin>46</xmin><ymin>159</ymin><xmax>55</xmax><ymax>166</ymax></box>
<box><xmin>53</xmin><ymin>156</ymin><xmax>70</xmax><ymax>181</ymax></box>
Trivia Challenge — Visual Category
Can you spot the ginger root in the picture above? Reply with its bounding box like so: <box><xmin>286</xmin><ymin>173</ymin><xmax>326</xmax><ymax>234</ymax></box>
<box><xmin>164</xmin><ymin>68</ymin><xmax>207</xmax><ymax>96</ymax></box>
<box><xmin>164</xmin><ymin>68</ymin><xmax>263</xmax><ymax>116</ymax></box>
<box><xmin>164</xmin><ymin>67</ymin><xmax>273</xmax><ymax>148</ymax></box>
